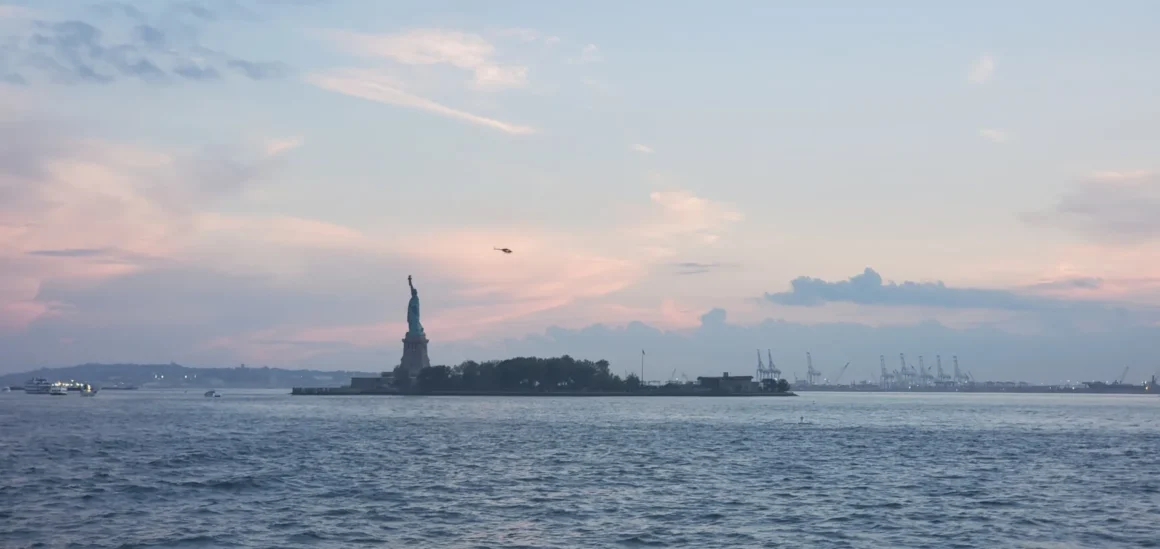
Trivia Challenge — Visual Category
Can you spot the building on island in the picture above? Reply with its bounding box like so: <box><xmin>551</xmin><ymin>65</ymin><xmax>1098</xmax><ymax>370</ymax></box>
<box><xmin>696</xmin><ymin>372</ymin><xmax>758</xmax><ymax>393</ymax></box>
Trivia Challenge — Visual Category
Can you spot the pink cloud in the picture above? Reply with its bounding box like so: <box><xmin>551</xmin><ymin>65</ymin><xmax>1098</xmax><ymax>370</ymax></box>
<box><xmin>389</xmin><ymin>227</ymin><xmax>644</xmax><ymax>303</ymax></box>
<box><xmin>0</xmin><ymin>126</ymin><xmax>374</xmax><ymax>333</ymax></box>
<box><xmin>306</xmin><ymin>69</ymin><xmax>536</xmax><ymax>134</ymax></box>
<box><xmin>628</xmin><ymin>189</ymin><xmax>743</xmax><ymax>246</ymax></box>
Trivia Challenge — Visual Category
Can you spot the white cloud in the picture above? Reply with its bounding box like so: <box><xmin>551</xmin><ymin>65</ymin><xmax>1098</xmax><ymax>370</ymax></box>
<box><xmin>306</xmin><ymin>69</ymin><xmax>536</xmax><ymax>135</ymax></box>
<box><xmin>978</xmin><ymin>128</ymin><xmax>1008</xmax><ymax>143</ymax></box>
<box><xmin>968</xmin><ymin>54</ymin><xmax>996</xmax><ymax>84</ymax></box>
<box><xmin>472</xmin><ymin>64</ymin><xmax>528</xmax><ymax>91</ymax></box>
<box><xmin>630</xmin><ymin>143</ymin><xmax>654</xmax><ymax>154</ymax></box>
<box><xmin>264</xmin><ymin>137</ymin><xmax>304</xmax><ymax>157</ymax></box>
<box><xmin>495</xmin><ymin>28</ymin><xmax>560</xmax><ymax>48</ymax></box>
<box><xmin>578</xmin><ymin>43</ymin><xmax>602</xmax><ymax>64</ymax></box>
<box><xmin>1089</xmin><ymin>169</ymin><xmax>1154</xmax><ymax>182</ymax></box>
<box><xmin>635</xmin><ymin>190</ymin><xmax>744</xmax><ymax>245</ymax></box>
<box><xmin>325</xmin><ymin>28</ymin><xmax>529</xmax><ymax>91</ymax></box>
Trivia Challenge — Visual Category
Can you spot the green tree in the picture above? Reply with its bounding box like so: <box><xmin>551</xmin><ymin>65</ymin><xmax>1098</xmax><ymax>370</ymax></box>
<box><xmin>391</xmin><ymin>364</ymin><xmax>411</xmax><ymax>389</ymax></box>
<box><xmin>406</xmin><ymin>356</ymin><xmax>625</xmax><ymax>393</ymax></box>
<box><xmin>624</xmin><ymin>373</ymin><xmax>642</xmax><ymax>391</ymax></box>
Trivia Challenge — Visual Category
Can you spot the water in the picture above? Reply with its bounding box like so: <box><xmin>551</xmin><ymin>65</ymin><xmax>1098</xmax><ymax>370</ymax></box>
<box><xmin>2</xmin><ymin>390</ymin><xmax>1158</xmax><ymax>548</ymax></box>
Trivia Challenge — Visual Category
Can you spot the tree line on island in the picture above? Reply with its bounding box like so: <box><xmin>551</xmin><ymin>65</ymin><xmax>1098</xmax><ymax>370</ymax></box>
<box><xmin>391</xmin><ymin>355</ymin><xmax>792</xmax><ymax>394</ymax></box>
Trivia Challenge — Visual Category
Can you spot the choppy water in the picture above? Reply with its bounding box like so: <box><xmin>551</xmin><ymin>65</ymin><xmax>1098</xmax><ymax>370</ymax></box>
<box><xmin>1</xmin><ymin>390</ymin><xmax>1158</xmax><ymax>548</ymax></box>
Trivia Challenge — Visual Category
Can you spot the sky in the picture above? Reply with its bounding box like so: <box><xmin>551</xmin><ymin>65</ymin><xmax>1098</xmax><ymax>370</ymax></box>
<box><xmin>1</xmin><ymin>0</ymin><xmax>1159</xmax><ymax>383</ymax></box>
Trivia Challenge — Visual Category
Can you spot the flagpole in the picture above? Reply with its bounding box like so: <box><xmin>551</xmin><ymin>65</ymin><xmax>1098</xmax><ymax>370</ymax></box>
<box><xmin>641</xmin><ymin>349</ymin><xmax>645</xmax><ymax>383</ymax></box>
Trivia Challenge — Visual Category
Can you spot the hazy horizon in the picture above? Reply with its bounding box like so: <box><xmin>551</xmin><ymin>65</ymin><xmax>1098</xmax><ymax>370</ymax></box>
<box><xmin>1</xmin><ymin>1</ymin><xmax>1158</xmax><ymax>382</ymax></box>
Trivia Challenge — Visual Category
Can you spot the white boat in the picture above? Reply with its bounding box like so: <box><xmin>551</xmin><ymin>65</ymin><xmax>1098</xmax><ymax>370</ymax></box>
<box><xmin>81</xmin><ymin>384</ymin><xmax>98</xmax><ymax>397</ymax></box>
<box><xmin>24</xmin><ymin>378</ymin><xmax>52</xmax><ymax>394</ymax></box>
<box><xmin>49</xmin><ymin>385</ymin><xmax>68</xmax><ymax>396</ymax></box>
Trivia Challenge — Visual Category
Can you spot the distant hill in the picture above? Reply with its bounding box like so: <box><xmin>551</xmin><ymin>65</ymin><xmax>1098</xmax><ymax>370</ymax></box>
<box><xmin>0</xmin><ymin>363</ymin><xmax>376</xmax><ymax>389</ymax></box>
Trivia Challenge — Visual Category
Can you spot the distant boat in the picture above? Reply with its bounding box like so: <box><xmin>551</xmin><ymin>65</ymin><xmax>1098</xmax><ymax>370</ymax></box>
<box><xmin>24</xmin><ymin>378</ymin><xmax>52</xmax><ymax>394</ymax></box>
<box><xmin>1</xmin><ymin>386</ymin><xmax>10</xmax><ymax>393</ymax></box>
<box><xmin>49</xmin><ymin>385</ymin><xmax>68</xmax><ymax>396</ymax></box>
<box><xmin>204</xmin><ymin>390</ymin><xmax>220</xmax><ymax>398</ymax></box>
<box><xmin>81</xmin><ymin>384</ymin><xmax>98</xmax><ymax>397</ymax></box>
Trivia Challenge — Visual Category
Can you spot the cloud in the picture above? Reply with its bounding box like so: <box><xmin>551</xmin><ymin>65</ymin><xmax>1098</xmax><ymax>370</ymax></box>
<box><xmin>1028</xmin><ymin>277</ymin><xmax>1104</xmax><ymax>291</ymax></box>
<box><xmin>763</xmin><ymin>267</ymin><xmax>1144</xmax><ymax>315</ymax></box>
<box><xmin>978</xmin><ymin>128</ymin><xmax>1008</xmax><ymax>143</ymax></box>
<box><xmin>472</xmin><ymin>64</ymin><xmax>528</xmax><ymax>91</ymax></box>
<box><xmin>26</xmin><ymin>248</ymin><xmax>108</xmax><ymax>258</ymax></box>
<box><xmin>670</xmin><ymin>262</ymin><xmax>737</xmax><ymax>276</ymax></box>
<box><xmin>630</xmin><ymin>143</ymin><xmax>654</xmax><ymax>154</ymax></box>
<box><xmin>577</xmin><ymin>43</ymin><xmax>602</xmax><ymax>64</ymax></box>
<box><xmin>0</xmin><ymin>115</ymin><xmax>305</xmax><ymax>333</ymax></box>
<box><xmin>633</xmin><ymin>190</ymin><xmax>744</xmax><ymax>245</ymax></box>
<box><xmin>968</xmin><ymin>54</ymin><xmax>995</xmax><ymax>83</ymax></box>
<box><xmin>323</xmin><ymin>28</ymin><xmax>529</xmax><ymax>91</ymax></box>
<box><xmin>227</xmin><ymin>59</ymin><xmax>288</xmax><ymax>80</ymax></box>
<box><xmin>263</xmin><ymin>136</ymin><xmax>303</xmax><ymax>156</ymax></box>
<box><xmin>1025</xmin><ymin>170</ymin><xmax>1160</xmax><ymax>242</ymax></box>
<box><xmin>2</xmin><ymin>4</ymin><xmax>286</xmax><ymax>85</ymax></box>
<box><xmin>306</xmin><ymin>68</ymin><xmax>535</xmax><ymax>134</ymax></box>
<box><xmin>495</xmin><ymin>28</ymin><xmax>559</xmax><ymax>47</ymax></box>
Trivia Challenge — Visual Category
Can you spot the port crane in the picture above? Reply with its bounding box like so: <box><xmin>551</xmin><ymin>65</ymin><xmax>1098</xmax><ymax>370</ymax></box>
<box><xmin>756</xmin><ymin>350</ymin><xmax>782</xmax><ymax>381</ymax></box>
<box><xmin>935</xmin><ymin>355</ymin><xmax>951</xmax><ymax>383</ymax></box>
<box><xmin>879</xmin><ymin>355</ymin><xmax>895</xmax><ymax>389</ymax></box>
<box><xmin>833</xmin><ymin>362</ymin><xmax>851</xmax><ymax>385</ymax></box>
<box><xmin>952</xmin><ymin>356</ymin><xmax>971</xmax><ymax>385</ymax></box>
<box><xmin>806</xmin><ymin>352</ymin><xmax>822</xmax><ymax>386</ymax></box>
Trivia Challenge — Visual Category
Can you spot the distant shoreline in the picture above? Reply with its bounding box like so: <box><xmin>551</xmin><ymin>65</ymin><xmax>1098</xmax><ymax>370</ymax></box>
<box><xmin>291</xmin><ymin>387</ymin><xmax>798</xmax><ymax>397</ymax></box>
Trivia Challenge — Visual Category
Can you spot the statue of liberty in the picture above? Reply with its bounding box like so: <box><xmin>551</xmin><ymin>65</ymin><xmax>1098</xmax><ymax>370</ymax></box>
<box><xmin>406</xmin><ymin>275</ymin><xmax>424</xmax><ymax>336</ymax></box>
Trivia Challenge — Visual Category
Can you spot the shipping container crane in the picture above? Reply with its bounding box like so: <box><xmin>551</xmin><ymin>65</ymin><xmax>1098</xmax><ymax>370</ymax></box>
<box><xmin>806</xmin><ymin>352</ymin><xmax>821</xmax><ymax>386</ymax></box>
<box><xmin>834</xmin><ymin>362</ymin><xmax>851</xmax><ymax>385</ymax></box>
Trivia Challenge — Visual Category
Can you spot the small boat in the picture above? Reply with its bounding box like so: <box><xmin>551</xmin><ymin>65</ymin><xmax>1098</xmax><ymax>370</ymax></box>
<box><xmin>81</xmin><ymin>384</ymin><xmax>98</xmax><ymax>397</ymax></box>
<box><xmin>1</xmin><ymin>386</ymin><xmax>10</xmax><ymax>393</ymax></box>
<box><xmin>49</xmin><ymin>385</ymin><xmax>68</xmax><ymax>396</ymax></box>
<box><xmin>204</xmin><ymin>390</ymin><xmax>221</xmax><ymax>398</ymax></box>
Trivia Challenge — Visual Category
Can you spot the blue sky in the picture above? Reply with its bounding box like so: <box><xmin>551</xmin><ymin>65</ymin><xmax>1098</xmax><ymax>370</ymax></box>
<box><xmin>1</xmin><ymin>0</ymin><xmax>1158</xmax><ymax>382</ymax></box>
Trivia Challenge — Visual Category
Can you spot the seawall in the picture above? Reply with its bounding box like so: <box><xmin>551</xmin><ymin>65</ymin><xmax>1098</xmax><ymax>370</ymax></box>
<box><xmin>291</xmin><ymin>387</ymin><xmax>798</xmax><ymax>397</ymax></box>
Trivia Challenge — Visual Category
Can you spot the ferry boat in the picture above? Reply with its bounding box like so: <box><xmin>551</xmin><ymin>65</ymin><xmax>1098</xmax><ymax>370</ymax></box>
<box><xmin>49</xmin><ymin>384</ymin><xmax>68</xmax><ymax>396</ymax></box>
<box><xmin>24</xmin><ymin>378</ymin><xmax>52</xmax><ymax>394</ymax></box>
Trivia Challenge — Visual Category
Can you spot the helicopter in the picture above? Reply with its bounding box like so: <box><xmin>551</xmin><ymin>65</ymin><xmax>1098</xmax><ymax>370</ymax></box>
<box><xmin>493</xmin><ymin>247</ymin><xmax>513</xmax><ymax>254</ymax></box>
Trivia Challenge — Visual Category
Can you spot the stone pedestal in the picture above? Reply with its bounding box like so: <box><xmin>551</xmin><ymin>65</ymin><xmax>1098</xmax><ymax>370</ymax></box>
<box><xmin>400</xmin><ymin>332</ymin><xmax>431</xmax><ymax>381</ymax></box>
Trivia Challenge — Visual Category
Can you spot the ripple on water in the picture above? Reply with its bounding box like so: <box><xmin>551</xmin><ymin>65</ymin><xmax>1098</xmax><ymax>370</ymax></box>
<box><xmin>2</xmin><ymin>391</ymin><xmax>1159</xmax><ymax>549</ymax></box>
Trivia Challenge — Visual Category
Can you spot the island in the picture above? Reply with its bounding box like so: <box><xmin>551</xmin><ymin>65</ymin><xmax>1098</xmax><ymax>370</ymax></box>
<box><xmin>292</xmin><ymin>355</ymin><xmax>796</xmax><ymax>397</ymax></box>
<box><xmin>292</xmin><ymin>276</ymin><xmax>795</xmax><ymax>397</ymax></box>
